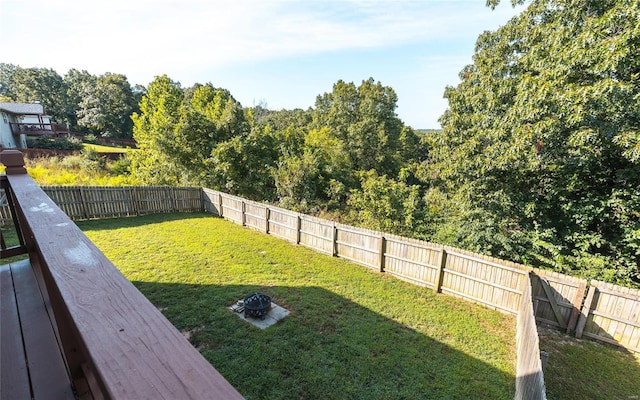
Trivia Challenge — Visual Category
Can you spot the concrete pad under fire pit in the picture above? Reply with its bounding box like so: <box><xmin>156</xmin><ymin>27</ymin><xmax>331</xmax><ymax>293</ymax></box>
<box><xmin>228</xmin><ymin>301</ymin><xmax>289</xmax><ymax>329</ymax></box>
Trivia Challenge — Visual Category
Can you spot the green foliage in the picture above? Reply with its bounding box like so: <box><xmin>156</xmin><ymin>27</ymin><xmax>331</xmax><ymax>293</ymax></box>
<box><xmin>347</xmin><ymin>170</ymin><xmax>426</xmax><ymax>237</ymax></box>
<box><xmin>76</xmin><ymin>72</ymin><xmax>137</xmax><ymax>138</ymax></box>
<box><xmin>3</xmin><ymin>65</ymin><xmax>71</xmax><ymax>122</ymax></box>
<box><xmin>24</xmin><ymin>155</ymin><xmax>136</xmax><ymax>186</ymax></box>
<box><xmin>432</xmin><ymin>0</ymin><xmax>640</xmax><ymax>284</ymax></box>
<box><xmin>79</xmin><ymin>147</ymin><xmax>107</xmax><ymax>172</ymax></box>
<box><xmin>130</xmin><ymin>75</ymin><xmax>185</xmax><ymax>186</ymax></box>
<box><xmin>26</xmin><ymin>136</ymin><xmax>83</xmax><ymax>151</ymax></box>
<box><xmin>312</xmin><ymin>78</ymin><xmax>410</xmax><ymax>176</ymax></box>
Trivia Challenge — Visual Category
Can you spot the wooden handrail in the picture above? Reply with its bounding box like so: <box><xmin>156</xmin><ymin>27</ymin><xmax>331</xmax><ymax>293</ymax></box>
<box><xmin>0</xmin><ymin>150</ymin><xmax>243</xmax><ymax>399</ymax></box>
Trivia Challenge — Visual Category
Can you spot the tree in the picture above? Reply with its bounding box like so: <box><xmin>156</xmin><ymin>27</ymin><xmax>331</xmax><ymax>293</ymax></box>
<box><xmin>0</xmin><ymin>63</ymin><xmax>17</xmax><ymax>97</ymax></box>
<box><xmin>130</xmin><ymin>75</ymin><xmax>185</xmax><ymax>185</ymax></box>
<box><xmin>64</xmin><ymin>69</ymin><xmax>97</xmax><ymax>131</ymax></box>
<box><xmin>433</xmin><ymin>0</ymin><xmax>640</xmax><ymax>284</ymax></box>
<box><xmin>6</xmin><ymin>66</ymin><xmax>71</xmax><ymax>122</ymax></box>
<box><xmin>273</xmin><ymin>127</ymin><xmax>353</xmax><ymax>210</ymax></box>
<box><xmin>347</xmin><ymin>170</ymin><xmax>425</xmax><ymax>237</ymax></box>
<box><xmin>76</xmin><ymin>73</ymin><xmax>137</xmax><ymax>138</ymax></box>
<box><xmin>312</xmin><ymin>78</ymin><xmax>407</xmax><ymax>177</ymax></box>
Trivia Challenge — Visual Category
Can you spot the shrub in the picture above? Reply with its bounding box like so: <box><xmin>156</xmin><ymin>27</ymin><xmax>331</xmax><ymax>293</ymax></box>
<box><xmin>26</xmin><ymin>136</ymin><xmax>83</xmax><ymax>151</ymax></box>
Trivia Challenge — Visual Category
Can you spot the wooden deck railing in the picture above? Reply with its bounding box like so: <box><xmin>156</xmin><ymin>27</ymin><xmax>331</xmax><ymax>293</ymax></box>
<box><xmin>0</xmin><ymin>150</ymin><xmax>243</xmax><ymax>399</ymax></box>
<box><xmin>9</xmin><ymin>122</ymin><xmax>69</xmax><ymax>136</ymax></box>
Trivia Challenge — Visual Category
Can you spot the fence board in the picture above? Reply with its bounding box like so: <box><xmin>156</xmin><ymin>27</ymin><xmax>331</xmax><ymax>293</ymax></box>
<box><xmin>383</xmin><ymin>235</ymin><xmax>441</xmax><ymax>288</ymax></box>
<box><xmin>515</xmin><ymin>274</ymin><xmax>547</xmax><ymax>400</ymax></box>
<box><xmin>334</xmin><ymin>223</ymin><xmax>382</xmax><ymax>270</ymax></box>
<box><xmin>577</xmin><ymin>281</ymin><xmax>640</xmax><ymax>353</ymax></box>
<box><xmin>440</xmin><ymin>248</ymin><xmax>528</xmax><ymax>315</ymax></box>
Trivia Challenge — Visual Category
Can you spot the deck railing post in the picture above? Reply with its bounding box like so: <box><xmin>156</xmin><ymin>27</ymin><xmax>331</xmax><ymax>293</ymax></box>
<box><xmin>0</xmin><ymin>150</ymin><xmax>27</xmax><ymax>175</ymax></box>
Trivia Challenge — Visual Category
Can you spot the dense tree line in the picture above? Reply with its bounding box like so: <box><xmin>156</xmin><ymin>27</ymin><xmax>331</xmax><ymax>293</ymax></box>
<box><xmin>0</xmin><ymin>64</ymin><xmax>142</xmax><ymax>138</ymax></box>
<box><xmin>428</xmin><ymin>0</ymin><xmax>640</xmax><ymax>284</ymax></box>
<box><xmin>130</xmin><ymin>76</ymin><xmax>427</xmax><ymax>234</ymax></box>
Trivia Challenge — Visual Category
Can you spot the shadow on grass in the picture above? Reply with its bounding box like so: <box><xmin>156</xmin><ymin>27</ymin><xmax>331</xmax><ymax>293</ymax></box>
<box><xmin>133</xmin><ymin>281</ymin><xmax>514</xmax><ymax>400</ymax></box>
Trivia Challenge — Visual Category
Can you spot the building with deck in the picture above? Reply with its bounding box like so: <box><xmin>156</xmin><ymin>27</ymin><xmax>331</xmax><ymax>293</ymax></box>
<box><xmin>0</xmin><ymin>102</ymin><xmax>68</xmax><ymax>149</ymax></box>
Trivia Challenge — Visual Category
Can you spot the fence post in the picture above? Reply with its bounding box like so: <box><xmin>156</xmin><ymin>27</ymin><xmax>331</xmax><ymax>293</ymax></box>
<box><xmin>566</xmin><ymin>280</ymin><xmax>588</xmax><ymax>334</ymax></box>
<box><xmin>378</xmin><ymin>235</ymin><xmax>386</xmax><ymax>273</ymax></box>
<box><xmin>199</xmin><ymin>188</ymin><xmax>205</xmax><ymax>213</ymax></box>
<box><xmin>575</xmin><ymin>282</ymin><xmax>597</xmax><ymax>339</ymax></box>
<box><xmin>296</xmin><ymin>215</ymin><xmax>301</xmax><ymax>244</ymax></box>
<box><xmin>218</xmin><ymin>193</ymin><xmax>223</xmax><ymax>217</ymax></box>
<box><xmin>170</xmin><ymin>187</ymin><xmax>178</xmax><ymax>212</ymax></box>
<box><xmin>332</xmin><ymin>225</ymin><xmax>338</xmax><ymax>257</ymax></box>
<box><xmin>265</xmin><ymin>207</ymin><xmax>270</xmax><ymax>234</ymax></box>
<box><xmin>433</xmin><ymin>248</ymin><xmax>447</xmax><ymax>293</ymax></box>
<box><xmin>79</xmin><ymin>187</ymin><xmax>89</xmax><ymax>219</ymax></box>
<box><xmin>241</xmin><ymin>201</ymin><xmax>246</xmax><ymax>226</ymax></box>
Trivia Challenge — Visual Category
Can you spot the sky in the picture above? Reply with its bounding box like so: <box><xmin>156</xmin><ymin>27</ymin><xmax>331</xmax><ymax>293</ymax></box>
<box><xmin>0</xmin><ymin>0</ymin><xmax>525</xmax><ymax>129</ymax></box>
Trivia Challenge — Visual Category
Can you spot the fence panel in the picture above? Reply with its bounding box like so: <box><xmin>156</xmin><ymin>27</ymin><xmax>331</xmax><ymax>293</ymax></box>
<box><xmin>576</xmin><ymin>280</ymin><xmax>640</xmax><ymax>353</ymax></box>
<box><xmin>299</xmin><ymin>215</ymin><xmax>334</xmax><ymax>255</ymax></box>
<box><xmin>267</xmin><ymin>207</ymin><xmax>298</xmax><ymax>243</ymax></box>
<box><xmin>515</xmin><ymin>275</ymin><xmax>547</xmax><ymax>400</ymax></box>
<box><xmin>219</xmin><ymin>194</ymin><xmax>244</xmax><ymax>224</ymax></box>
<box><xmin>530</xmin><ymin>269</ymin><xmax>587</xmax><ymax>333</ymax></box>
<box><xmin>335</xmin><ymin>223</ymin><xmax>382</xmax><ymax>270</ymax></box>
<box><xmin>202</xmin><ymin>188</ymin><xmax>222</xmax><ymax>216</ymax></box>
<box><xmin>173</xmin><ymin>187</ymin><xmax>202</xmax><ymax>212</ymax></box>
<box><xmin>135</xmin><ymin>187</ymin><xmax>174</xmax><ymax>214</ymax></box>
<box><xmin>42</xmin><ymin>186</ymin><xmax>86</xmax><ymax>219</ymax></box>
<box><xmin>38</xmin><ymin>186</ymin><xmax>201</xmax><ymax>220</ymax></box>
<box><xmin>82</xmin><ymin>187</ymin><xmax>133</xmax><ymax>218</ymax></box>
<box><xmin>0</xmin><ymin>191</ymin><xmax>11</xmax><ymax>225</ymax></box>
<box><xmin>383</xmin><ymin>235</ymin><xmax>441</xmax><ymax>288</ymax></box>
<box><xmin>440</xmin><ymin>248</ymin><xmax>528</xmax><ymax>314</ymax></box>
<box><xmin>244</xmin><ymin>201</ymin><xmax>267</xmax><ymax>232</ymax></box>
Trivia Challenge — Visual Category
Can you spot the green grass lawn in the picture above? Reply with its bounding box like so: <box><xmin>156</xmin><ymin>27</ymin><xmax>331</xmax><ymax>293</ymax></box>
<box><xmin>538</xmin><ymin>327</ymin><xmax>640</xmax><ymax>400</ymax></box>
<box><xmin>78</xmin><ymin>213</ymin><xmax>516</xmax><ymax>400</ymax></box>
<box><xmin>83</xmin><ymin>143</ymin><xmax>130</xmax><ymax>153</ymax></box>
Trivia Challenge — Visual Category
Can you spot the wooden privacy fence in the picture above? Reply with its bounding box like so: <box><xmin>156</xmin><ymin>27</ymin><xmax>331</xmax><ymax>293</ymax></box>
<box><xmin>0</xmin><ymin>185</ymin><xmax>202</xmax><ymax>223</ymax></box>
<box><xmin>3</xmin><ymin>184</ymin><xmax>637</xmax><ymax>357</ymax></box>
<box><xmin>201</xmin><ymin>189</ymin><xmax>640</xmax><ymax>354</ymax></box>
<box><xmin>576</xmin><ymin>280</ymin><xmax>640</xmax><ymax>353</ymax></box>
<box><xmin>203</xmin><ymin>188</ymin><xmax>574</xmax><ymax>316</ymax></box>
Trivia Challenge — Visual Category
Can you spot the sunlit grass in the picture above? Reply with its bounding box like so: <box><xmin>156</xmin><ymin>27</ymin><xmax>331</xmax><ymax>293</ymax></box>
<box><xmin>83</xmin><ymin>143</ymin><xmax>131</xmax><ymax>153</ymax></box>
<box><xmin>79</xmin><ymin>213</ymin><xmax>516</xmax><ymax>400</ymax></box>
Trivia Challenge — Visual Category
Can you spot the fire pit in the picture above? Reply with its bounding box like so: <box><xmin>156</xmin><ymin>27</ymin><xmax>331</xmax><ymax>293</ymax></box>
<box><xmin>243</xmin><ymin>292</ymin><xmax>272</xmax><ymax>319</ymax></box>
